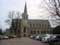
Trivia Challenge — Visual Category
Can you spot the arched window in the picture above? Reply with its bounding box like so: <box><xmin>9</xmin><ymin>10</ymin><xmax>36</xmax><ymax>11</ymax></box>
<box><xmin>31</xmin><ymin>31</ymin><xmax>33</xmax><ymax>34</ymax></box>
<box><xmin>34</xmin><ymin>31</ymin><xmax>36</xmax><ymax>34</ymax></box>
<box><xmin>24</xmin><ymin>27</ymin><xmax>26</xmax><ymax>33</ymax></box>
<box><xmin>38</xmin><ymin>31</ymin><xmax>39</xmax><ymax>34</ymax></box>
<box><xmin>33</xmin><ymin>24</ymin><xmax>35</xmax><ymax>27</ymax></box>
<box><xmin>24</xmin><ymin>34</ymin><xmax>26</xmax><ymax>37</ymax></box>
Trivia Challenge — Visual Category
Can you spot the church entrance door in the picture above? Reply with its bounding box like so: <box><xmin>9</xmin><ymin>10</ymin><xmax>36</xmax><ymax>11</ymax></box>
<box><xmin>24</xmin><ymin>34</ymin><xmax>26</xmax><ymax>37</ymax></box>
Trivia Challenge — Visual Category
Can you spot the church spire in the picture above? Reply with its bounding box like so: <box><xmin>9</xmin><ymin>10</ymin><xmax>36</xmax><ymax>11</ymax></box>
<box><xmin>24</xmin><ymin>2</ymin><xmax>27</xmax><ymax>13</ymax></box>
<box><xmin>22</xmin><ymin>2</ymin><xmax>28</xmax><ymax>20</ymax></box>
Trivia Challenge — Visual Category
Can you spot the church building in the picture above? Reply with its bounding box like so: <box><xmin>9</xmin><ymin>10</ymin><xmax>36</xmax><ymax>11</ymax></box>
<box><xmin>12</xmin><ymin>3</ymin><xmax>52</xmax><ymax>37</ymax></box>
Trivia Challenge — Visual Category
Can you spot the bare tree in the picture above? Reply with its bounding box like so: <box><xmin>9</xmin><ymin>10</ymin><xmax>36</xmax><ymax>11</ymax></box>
<box><xmin>40</xmin><ymin>0</ymin><xmax>60</xmax><ymax>28</ymax></box>
<box><xmin>6</xmin><ymin>11</ymin><xmax>14</xmax><ymax>26</ymax></box>
<box><xmin>6</xmin><ymin>11</ymin><xmax>22</xmax><ymax>36</ymax></box>
<box><xmin>5</xmin><ymin>11</ymin><xmax>15</xmax><ymax>35</ymax></box>
<box><xmin>16</xmin><ymin>12</ymin><xmax>21</xmax><ymax>37</ymax></box>
<box><xmin>44</xmin><ymin>0</ymin><xmax>60</xmax><ymax>17</ymax></box>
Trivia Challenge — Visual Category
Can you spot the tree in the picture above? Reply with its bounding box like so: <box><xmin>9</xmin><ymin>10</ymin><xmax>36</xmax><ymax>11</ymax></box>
<box><xmin>42</xmin><ymin>0</ymin><xmax>60</xmax><ymax>28</ymax></box>
<box><xmin>6</xmin><ymin>11</ymin><xmax>22</xmax><ymax>37</ymax></box>
<box><xmin>0</xmin><ymin>28</ymin><xmax>3</xmax><ymax>35</ymax></box>
<box><xmin>5</xmin><ymin>11</ymin><xmax>15</xmax><ymax>35</ymax></box>
<box><xmin>44</xmin><ymin>0</ymin><xmax>60</xmax><ymax>17</ymax></box>
<box><xmin>52</xmin><ymin>26</ymin><xmax>60</xmax><ymax>34</ymax></box>
<box><xmin>3</xmin><ymin>29</ymin><xmax>10</xmax><ymax>36</ymax></box>
<box><xmin>6</xmin><ymin>11</ymin><xmax>14</xmax><ymax>26</ymax></box>
<box><xmin>15</xmin><ymin>12</ymin><xmax>21</xmax><ymax>37</ymax></box>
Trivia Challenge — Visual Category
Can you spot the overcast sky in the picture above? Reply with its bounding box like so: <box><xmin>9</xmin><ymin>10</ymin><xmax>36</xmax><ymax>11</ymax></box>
<box><xmin>0</xmin><ymin>0</ymin><xmax>50</xmax><ymax>30</ymax></box>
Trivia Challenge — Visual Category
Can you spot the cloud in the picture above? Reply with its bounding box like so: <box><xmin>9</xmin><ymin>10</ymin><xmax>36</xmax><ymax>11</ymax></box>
<box><xmin>26</xmin><ymin>0</ymin><xmax>49</xmax><ymax>19</ymax></box>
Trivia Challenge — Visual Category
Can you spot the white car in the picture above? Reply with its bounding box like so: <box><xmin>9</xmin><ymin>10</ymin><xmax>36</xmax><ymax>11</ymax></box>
<box><xmin>41</xmin><ymin>34</ymin><xmax>52</xmax><ymax>43</ymax></box>
<box><xmin>35</xmin><ymin>34</ymin><xmax>46</xmax><ymax>41</ymax></box>
<box><xmin>35</xmin><ymin>35</ymin><xmax>40</xmax><ymax>40</ymax></box>
<box><xmin>30</xmin><ymin>35</ymin><xmax>37</xmax><ymax>39</ymax></box>
<box><xmin>0</xmin><ymin>35</ymin><xmax>8</xmax><ymax>39</ymax></box>
<box><xmin>30</xmin><ymin>35</ymin><xmax>33</xmax><ymax>38</ymax></box>
<box><xmin>2</xmin><ymin>36</ymin><xmax>9</xmax><ymax>39</ymax></box>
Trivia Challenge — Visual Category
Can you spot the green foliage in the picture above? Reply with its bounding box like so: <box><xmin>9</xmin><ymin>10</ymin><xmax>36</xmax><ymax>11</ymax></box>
<box><xmin>0</xmin><ymin>29</ymin><xmax>3</xmax><ymax>35</ymax></box>
<box><xmin>52</xmin><ymin>26</ymin><xmax>60</xmax><ymax>34</ymax></box>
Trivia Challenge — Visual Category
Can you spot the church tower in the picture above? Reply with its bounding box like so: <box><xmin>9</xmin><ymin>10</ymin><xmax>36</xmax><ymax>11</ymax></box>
<box><xmin>22</xmin><ymin>2</ymin><xmax>28</xmax><ymax>20</ymax></box>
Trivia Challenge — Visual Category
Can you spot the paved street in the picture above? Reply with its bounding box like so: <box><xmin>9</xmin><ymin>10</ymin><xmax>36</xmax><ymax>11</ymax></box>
<box><xmin>0</xmin><ymin>37</ymin><xmax>49</xmax><ymax>45</ymax></box>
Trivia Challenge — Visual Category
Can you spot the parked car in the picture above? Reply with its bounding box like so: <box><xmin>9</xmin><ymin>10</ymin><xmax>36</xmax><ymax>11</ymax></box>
<box><xmin>35</xmin><ymin>35</ymin><xmax>40</xmax><ymax>40</ymax></box>
<box><xmin>30</xmin><ymin>34</ymin><xmax>37</xmax><ymax>39</ymax></box>
<box><xmin>41</xmin><ymin>34</ymin><xmax>52</xmax><ymax>43</ymax></box>
<box><xmin>8</xmin><ymin>35</ymin><xmax>16</xmax><ymax>39</ymax></box>
<box><xmin>3</xmin><ymin>36</ymin><xmax>8</xmax><ymax>39</ymax></box>
<box><xmin>35</xmin><ymin>34</ymin><xmax>44</xmax><ymax>41</ymax></box>
<box><xmin>0</xmin><ymin>35</ymin><xmax>8</xmax><ymax>40</ymax></box>
<box><xmin>48</xmin><ymin>34</ymin><xmax>60</xmax><ymax>42</ymax></box>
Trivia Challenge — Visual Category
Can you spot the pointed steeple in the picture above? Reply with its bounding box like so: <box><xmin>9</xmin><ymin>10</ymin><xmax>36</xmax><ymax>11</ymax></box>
<box><xmin>22</xmin><ymin>2</ymin><xmax>28</xmax><ymax>20</ymax></box>
<box><xmin>24</xmin><ymin>2</ymin><xmax>27</xmax><ymax>13</ymax></box>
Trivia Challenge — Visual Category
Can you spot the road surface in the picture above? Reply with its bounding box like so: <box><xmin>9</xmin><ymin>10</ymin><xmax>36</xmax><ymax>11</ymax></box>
<box><xmin>0</xmin><ymin>37</ymin><xmax>49</xmax><ymax>45</ymax></box>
